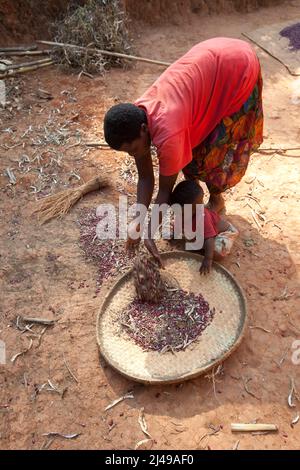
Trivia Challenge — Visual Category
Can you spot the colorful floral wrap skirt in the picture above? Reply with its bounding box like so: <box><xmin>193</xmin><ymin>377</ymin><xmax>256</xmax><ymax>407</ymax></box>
<box><xmin>182</xmin><ymin>70</ymin><xmax>264</xmax><ymax>194</ymax></box>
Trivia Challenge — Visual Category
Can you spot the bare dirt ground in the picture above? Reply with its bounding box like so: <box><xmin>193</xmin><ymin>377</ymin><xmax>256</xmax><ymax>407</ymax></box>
<box><xmin>1</xmin><ymin>1</ymin><xmax>300</xmax><ymax>450</ymax></box>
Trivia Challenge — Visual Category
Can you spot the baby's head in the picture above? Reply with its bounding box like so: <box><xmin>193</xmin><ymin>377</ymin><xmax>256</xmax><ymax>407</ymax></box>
<box><xmin>170</xmin><ymin>180</ymin><xmax>204</xmax><ymax>214</ymax></box>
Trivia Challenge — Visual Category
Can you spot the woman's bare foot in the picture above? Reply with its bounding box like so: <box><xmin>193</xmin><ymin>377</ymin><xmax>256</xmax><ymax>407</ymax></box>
<box><xmin>207</xmin><ymin>193</ymin><xmax>225</xmax><ymax>213</ymax></box>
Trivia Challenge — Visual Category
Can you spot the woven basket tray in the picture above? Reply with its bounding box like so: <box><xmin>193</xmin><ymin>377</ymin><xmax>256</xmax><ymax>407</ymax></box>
<box><xmin>96</xmin><ymin>251</ymin><xmax>247</xmax><ymax>384</ymax></box>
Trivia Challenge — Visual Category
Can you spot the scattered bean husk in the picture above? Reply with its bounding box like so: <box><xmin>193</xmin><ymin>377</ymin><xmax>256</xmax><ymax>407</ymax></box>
<box><xmin>78</xmin><ymin>208</ymin><xmax>134</xmax><ymax>289</ymax></box>
<box><xmin>138</xmin><ymin>407</ymin><xmax>152</xmax><ymax>439</ymax></box>
<box><xmin>288</xmin><ymin>377</ymin><xmax>298</xmax><ymax>408</ymax></box>
<box><xmin>11</xmin><ymin>339</ymin><xmax>33</xmax><ymax>363</ymax></box>
<box><xmin>42</xmin><ymin>432</ymin><xmax>80</xmax><ymax>439</ymax></box>
<box><xmin>105</xmin><ymin>392</ymin><xmax>134</xmax><ymax>411</ymax></box>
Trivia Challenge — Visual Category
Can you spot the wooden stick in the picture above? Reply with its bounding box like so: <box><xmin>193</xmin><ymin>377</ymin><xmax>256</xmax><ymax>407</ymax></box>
<box><xmin>0</xmin><ymin>50</ymin><xmax>51</xmax><ymax>57</ymax></box>
<box><xmin>22</xmin><ymin>317</ymin><xmax>55</xmax><ymax>326</ymax></box>
<box><xmin>0</xmin><ymin>61</ymin><xmax>54</xmax><ymax>78</ymax></box>
<box><xmin>84</xmin><ymin>141</ymin><xmax>110</xmax><ymax>147</ymax></box>
<box><xmin>231</xmin><ymin>423</ymin><xmax>278</xmax><ymax>432</ymax></box>
<box><xmin>37</xmin><ymin>40</ymin><xmax>171</xmax><ymax>67</ymax></box>
<box><xmin>242</xmin><ymin>32</ymin><xmax>299</xmax><ymax>76</ymax></box>
<box><xmin>67</xmin><ymin>141</ymin><xmax>111</xmax><ymax>148</ymax></box>
<box><xmin>0</xmin><ymin>45</ymin><xmax>37</xmax><ymax>52</ymax></box>
<box><xmin>5</xmin><ymin>57</ymin><xmax>54</xmax><ymax>70</ymax></box>
<box><xmin>259</xmin><ymin>146</ymin><xmax>300</xmax><ymax>151</ymax></box>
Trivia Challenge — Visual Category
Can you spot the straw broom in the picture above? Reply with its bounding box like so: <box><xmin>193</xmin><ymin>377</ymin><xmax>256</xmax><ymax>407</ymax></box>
<box><xmin>33</xmin><ymin>176</ymin><xmax>109</xmax><ymax>224</ymax></box>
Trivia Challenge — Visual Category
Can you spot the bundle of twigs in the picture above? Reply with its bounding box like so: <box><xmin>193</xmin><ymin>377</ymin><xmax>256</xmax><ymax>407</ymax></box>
<box><xmin>50</xmin><ymin>0</ymin><xmax>132</xmax><ymax>74</ymax></box>
<box><xmin>33</xmin><ymin>176</ymin><xmax>109</xmax><ymax>224</ymax></box>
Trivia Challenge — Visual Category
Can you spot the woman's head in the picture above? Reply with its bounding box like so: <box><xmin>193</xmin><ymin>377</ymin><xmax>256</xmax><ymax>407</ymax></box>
<box><xmin>104</xmin><ymin>103</ymin><xmax>150</xmax><ymax>158</ymax></box>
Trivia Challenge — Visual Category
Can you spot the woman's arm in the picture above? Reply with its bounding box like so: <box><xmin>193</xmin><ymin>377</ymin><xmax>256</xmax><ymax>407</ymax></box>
<box><xmin>144</xmin><ymin>173</ymin><xmax>178</xmax><ymax>265</ymax></box>
<box><xmin>148</xmin><ymin>172</ymin><xmax>178</xmax><ymax>233</ymax></box>
<box><xmin>126</xmin><ymin>152</ymin><xmax>154</xmax><ymax>250</ymax></box>
<box><xmin>135</xmin><ymin>151</ymin><xmax>155</xmax><ymax>208</ymax></box>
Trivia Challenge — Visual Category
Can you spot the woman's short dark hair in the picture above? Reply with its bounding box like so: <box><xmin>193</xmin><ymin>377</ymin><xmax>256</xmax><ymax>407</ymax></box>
<box><xmin>104</xmin><ymin>103</ymin><xmax>147</xmax><ymax>149</ymax></box>
<box><xmin>170</xmin><ymin>180</ymin><xmax>203</xmax><ymax>206</ymax></box>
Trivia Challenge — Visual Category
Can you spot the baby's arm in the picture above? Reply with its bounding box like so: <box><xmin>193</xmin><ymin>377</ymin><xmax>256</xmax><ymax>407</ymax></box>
<box><xmin>217</xmin><ymin>217</ymin><xmax>230</xmax><ymax>233</ymax></box>
<box><xmin>200</xmin><ymin>237</ymin><xmax>215</xmax><ymax>275</ymax></box>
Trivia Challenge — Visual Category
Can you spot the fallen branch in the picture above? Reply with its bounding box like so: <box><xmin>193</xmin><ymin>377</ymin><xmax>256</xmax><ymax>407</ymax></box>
<box><xmin>22</xmin><ymin>316</ymin><xmax>55</xmax><ymax>326</ymax></box>
<box><xmin>242</xmin><ymin>32</ymin><xmax>298</xmax><ymax>76</ymax></box>
<box><xmin>258</xmin><ymin>146</ymin><xmax>300</xmax><ymax>152</ymax></box>
<box><xmin>37</xmin><ymin>40</ymin><xmax>171</xmax><ymax>67</ymax></box>
<box><xmin>0</xmin><ymin>60</ymin><xmax>54</xmax><ymax>79</ymax></box>
<box><xmin>4</xmin><ymin>57</ymin><xmax>53</xmax><ymax>70</ymax></box>
<box><xmin>0</xmin><ymin>45</ymin><xmax>37</xmax><ymax>52</ymax></box>
<box><xmin>0</xmin><ymin>50</ymin><xmax>51</xmax><ymax>57</ymax></box>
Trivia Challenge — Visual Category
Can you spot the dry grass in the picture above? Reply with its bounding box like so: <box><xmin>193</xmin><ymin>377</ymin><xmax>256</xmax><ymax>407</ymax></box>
<box><xmin>51</xmin><ymin>0</ymin><xmax>132</xmax><ymax>74</ymax></box>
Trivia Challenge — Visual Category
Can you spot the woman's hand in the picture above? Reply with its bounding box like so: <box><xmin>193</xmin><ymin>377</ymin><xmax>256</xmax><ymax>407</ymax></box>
<box><xmin>126</xmin><ymin>221</ymin><xmax>141</xmax><ymax>253</ymax></box>
<box><xmin>144</xmin><ymin>239</ymin><xmax>165</xmax><ymax>269</ymax></box>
